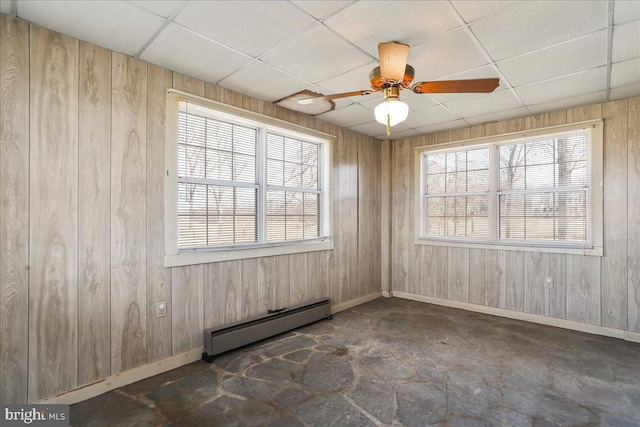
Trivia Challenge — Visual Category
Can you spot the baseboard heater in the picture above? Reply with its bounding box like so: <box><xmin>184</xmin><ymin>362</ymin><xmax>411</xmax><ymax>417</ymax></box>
<box><xmin>202</xmin><ymin>297</ymin><xmax>331</xmax><ymax>363</ymax></box>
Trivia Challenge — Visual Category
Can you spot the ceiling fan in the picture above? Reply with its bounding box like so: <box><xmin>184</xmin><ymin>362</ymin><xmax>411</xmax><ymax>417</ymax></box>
<box><xmin>276</xmin><ymin>42</ymin><xmax>500</xmax><ymax>135</ymax></box>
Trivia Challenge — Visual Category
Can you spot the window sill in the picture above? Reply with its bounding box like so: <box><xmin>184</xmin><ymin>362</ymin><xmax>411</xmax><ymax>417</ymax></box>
<box><xmin>165</xmin><ymin>240</ymin><xmax>333</xmax><ymax>267</ymax></box>
<box><xmin>413</xmin><ymin>238</ymin><xmax>603</xmax><ymax>257</ymax></box>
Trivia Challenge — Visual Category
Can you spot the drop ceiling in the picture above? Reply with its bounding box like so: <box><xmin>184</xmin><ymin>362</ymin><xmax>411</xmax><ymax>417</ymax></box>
<box><xmin>2</xmin><ymin>0</ymin><xmax>639</xmax><ymax>140</ymax></box>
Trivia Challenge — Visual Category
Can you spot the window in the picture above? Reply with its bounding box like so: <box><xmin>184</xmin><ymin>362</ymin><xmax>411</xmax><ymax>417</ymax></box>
<box><xmin>416</xmin><ymin>120</ymin><xmax>603</xmax><ymax>255</ymax></box>
<box><xmin>166</xmin><ymin>92</ymin><xmax>333</xmax><ymax>266</ymax></box>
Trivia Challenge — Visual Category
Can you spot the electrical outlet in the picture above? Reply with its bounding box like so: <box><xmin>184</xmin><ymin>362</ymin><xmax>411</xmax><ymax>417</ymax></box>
<box><xmin>544</xmin><ymin>277</ymin><xmax>554</xmax><ymax>289</ymax></box>
<box><xmin>157</xmin><ymin>301</ymin><xmax>167</xmax><ymax>318</ymax></box>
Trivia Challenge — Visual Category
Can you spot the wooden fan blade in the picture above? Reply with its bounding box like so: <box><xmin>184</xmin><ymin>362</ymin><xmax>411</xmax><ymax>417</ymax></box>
<box><xmin>412</xmin><ymin>78</ymin><xmax>500</xmax><ymax>94</ymax></box>
<box><xmin>298</xmin><ymin>90</ymin><xmax>375</xmax><ymax>105</ymax></box>
<box><xmin>379</xmin><ymin>42</ymin><xmax>410</xmax><ymax>82</ymax></box>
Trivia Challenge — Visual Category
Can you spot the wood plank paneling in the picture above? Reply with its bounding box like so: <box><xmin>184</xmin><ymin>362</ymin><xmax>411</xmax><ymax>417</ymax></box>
<box><xmin>358</xmin><ymin>135</ymin><xmax>381</xmax><ymax>296</ymax></box>
<box><xmin>524</xmin><ymin>252</ymin><xmax>548</xmax><ymax>315</ymax></box>
<box><xmin>110</xmin><ymin>52</ymin><xmax>147</xmax><ymax>374</ymax></box>
<box><xmin>28</xmin><ymin>26</ymin><xmax>79</xmax><ymax>401</ymax></box>
<box><xmin>567</xmin><ymin>255</ymin><xmax>601</xmax><ymax>325</ymax></box>
<box><xmin>241</xmin><ymin>258</ymin><xmax>259</xmax><ymax>318</ymax></box>
<box><xmin>274</xmin><ymin>256</ymin><xmax>290</xmax><ymax>310</ymax></box>
<box><xmin>548</xmin><ymin>254</ymin><xmax>567</xmax><ymax>319</ymax></box>
<box><xmin>505</xmin><ymin>252</ymin><xmax>524</xmax><ymax>311</ymax></box>
<box><xmin>171</xmin><ymin>265</ymin><xmax>203</xmax><ymax>354</ymax></box>
<box><xmin>77</xmin><ymin>41</ymin><xmax>111</xmax><ymax>385</ymax></box>
<box><xmin>306</xmin><ymin>251</ymin><xmax>326</xmax><ymax>300</ymax></box>
<box><xmin>146</xmin><ymin>64</ymin><xmax>173</xmax><ymax>362</ymax></box>
<box><xmin>601</xmin><ymin>100</ymin><xmax>628</xmax><ymax>329</ymax></box>
<box><xmin>289</xmin><ymin>253</ymin><xmax>307</xmax><ymax>306</ymax></box>
<box><xmin>381</xmin><ymin>140</ymin><xmax>391</xmax><ymax>294</ymax></box>
<box><xmin>484</xmin><ymin>250</ymin><xmax>506</xmax><ymax>308</ymax></box>
<box><xmin>447</xmin><ymin>247</ymin><xmax>469</xmax><ymax>302</ymax></box>
<box><xmin>220</xmin><ymin>261</ymin><xmax>241</xmax><ymax>324</ymax></box>
<box><xmin>0</xmin><ymin>14</ymin><xmax>30</xmax><ymax>404</ymax></box>
<box><xmin>407</xmin><ymin>136</ymin><xmax>423</xmax><ymax>296</ymax></box>
<box><xmin>392</xmin><ymin>138</ymin><xmax>412</xmax><ymax>293</ymax></box>
<box><xmin>469</xmin><ymin>249</ymin><xmax>485</xmax><ymax>305</ymax></box>
<box><xmin>345</xmin><ymin>130</ymin><xmax>359</xmax><ymax>301</ymax></box>
<box><xmin>171</xmin><ymin>73</ymin><xmax>205</xmax><ymax>350</ymax></box>
<box><xmin>628</xmin><ymin>96</ymin><xmax>640</xmax><ymax>332</ymax></box>
<box><xmin>203</xmin><ymin>264</ymin><xmax>221</xmax><ymax>329</ymax></box>
<box><xmin>257</xmin><ymin>257</ymin><xmax>277</xmax><ymax>315</ymax></box>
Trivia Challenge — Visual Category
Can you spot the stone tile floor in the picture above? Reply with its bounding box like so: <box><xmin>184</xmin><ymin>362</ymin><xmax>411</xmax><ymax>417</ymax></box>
<box><xmin>71</xmin><ymin>297</ymin><xmax>640</xmax><ymax>426</ymax></box>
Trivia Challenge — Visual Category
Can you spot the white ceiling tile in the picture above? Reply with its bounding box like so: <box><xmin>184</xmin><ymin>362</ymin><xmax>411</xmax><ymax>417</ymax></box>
<box><xmin>610</xmin><ymin>83</ymin><xmax>640</xmax><ymax>100</ymax></box>
<box><xmin>316</xmin><ymin>103</ymin><xmax>375</xmax><ymax>128</ymax></box>
<box><xmin>471</xmin><ymin>0</ymin><xmax>608</xmax><ymax>61</ymax></box>
<box><xmin>497</xmin><ymin>30</ymin><xmax>607</xmax><ymax>87</ymax></box>
<box><xmin>409</xmin><ymin>29</ymin><xmax>489</xmax><ymax>82</ymax></box>
<box><xmin>261</xmin><ymin>25</ymin><xmax>372</xmax><ymax>84</ymax></box>
<box><xmin>527</xmin><ymin>91</ymin><xmax>607</xmax><ymax>115</ymax></box>
<box><xmin>610</xmin><ymin>57</ymin><xmax>640</xmax><ymax>88</ymax></box>
<box><xmin>218</xmin><ymin>61</ymin><xmax>310</xmax><ymax>103</ymax></box>
<box><xmin>612</xmin><ymin>20</ymin><xmax>640</xmax><ymax>62</ymax></box>
<box><xmin>129</xmin><ymin>1</ymin><xmax>186</xmax><ymax>18</ymax></box>
<box><xmin>445</xmin><ymin>90</ymin><xmax>522</xmax><ymax>118</ymax></box>
<box><xmin>140</xmin><ymin>23</ymin><xmax>252</xmax><ymax>83</ymax></box>
<box><xmin>464</xmin><ymin>107</ymin><xmax>529</xmax><ymax>125</ymax></box>
<box><xmin>614</xmin><ymin>0</ymin><xmax>640</xmax><ymax>24</ymax></box>
<box><xmin>349</xmin><ymin>121</ymin><xmax>388</xmax><ymax>138</ymax></box>
<box><xmin>402</xmin><ymin>105</ymin><xmax>459</xmax><ymax>128</ymax></box>
<box><xmin>316</xmin><ymin>62</ymin><xmax>378</xmax><ymax>94</ymax></box>
<box><xmin>516</xmin><ymin>67</ymin><xmax>607</xmax><ymax>105</ymax></box>
<box><xmin>292</xmin><ymin>1</ymin><xmax>353</xmax><ymax>20</ymax></box>
<box><xmin>0</xmin><ymin>1</ymin><xmax>12</xmax><ymax>14</ymax></box>
<box><xmin>17</xmin><ymin>0</ymin><xmax>165</xmax><ymax>56</ymax></box>
<box><xmin>323</xmin><ymin>1</ymin><xmax>460</xmax><ymax>56</ymax></box>
<box><xmin>450</xmin><ymin>0</ymin><xmax>522</xmax><ymax>24</ymax></box>
<box><xmin>414</xmin><ymin>119</ymin><xmax>469</xmax><ymax>135</ymax></box>
<box><xmin>174</xmin><ymin>1</ymin><xmax>316</xmax><ymax>57</ymax></box>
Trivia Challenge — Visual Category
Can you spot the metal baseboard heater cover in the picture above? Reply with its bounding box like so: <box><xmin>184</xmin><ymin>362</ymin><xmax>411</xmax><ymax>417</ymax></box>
<box><xmin>202</xmin><ymin>297</ymin><xmax>331</xmax><ymax>362</ymax></box>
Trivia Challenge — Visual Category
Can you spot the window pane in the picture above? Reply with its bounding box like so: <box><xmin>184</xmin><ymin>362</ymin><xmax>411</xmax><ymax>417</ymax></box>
<box><xmin>427</xmin><ymin>173</ymin><xmax>445</xmax><ymax>194</ymax></box>
<box><xmin>233</xmin><ymin>153</ymin><xmax>256</xmax><ymax>182</ymax></box>
<box><xmin>284</xmin><ymin>137</ymin><xmax>302</xmax><ymax>162</ymax></box>
<box><xmin>267</xmin><ymin>134</ymin><xmax>284</xmax><ymax>160</ymax></box>
<box><xmin>206</xmin><ymin>119</ymin><xmax>232</xmax><ymax>151</ymax></box>
<box><xmin>178</xmin><ymin>145</ymin><xmax>206</xmax><ymax>179</ymax></box>
<box><xmin>176</xmin><ymin>100</ymin><xmax>327</xmax><ymax>250</ymax></box>
<box><xmin>467</xmin><ymin>148</ymin><xmax>489</xmax><ymax>170</ymax></box>
<box><xmin>304</xmin><ymin>216</ymin><xmax>319</xmax><ymax>238</ymax></box>
<box><xmin>302</xmin><ymin>165</ymin><xmax>318</xmax><ymax>189</ymax></box>
<box><xmin>467</xmin><ymin>169</ymin><xmax>489</xmax><ymax>191</ymax></box>
<box><xmin>286</xmin><ymin>217</ymin><xmax>304</xmax><ymax>240</ymax></box>
<box><xmin>302</xmin><ymin>142</ymin><xmax>318</xmax><ymax>166</ymax></box>
<box><xmin>526</xmin><ymin>163</ymin><xmax>554</xmax><ymax>189</ymax></box>
<box><xmin>206</xmin><ymin>149</ymin><xmax>232</xmax><ymax>181</ymax></box>
<box><xmin>267</xmin><ymin>159</ymin><xmax>284</xmax><ymax>186</ymax></box>
<box><xmin>284</xmin><ymin>161</ymin><xmax>302</xmax><ymax>187</ymax></box>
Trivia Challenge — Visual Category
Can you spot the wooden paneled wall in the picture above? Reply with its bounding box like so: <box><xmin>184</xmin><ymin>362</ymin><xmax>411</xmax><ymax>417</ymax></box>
<box><xmin>0</xmin><ymin>15</ymin><xmax>382</xmax><ymax>403</ymax></box>
<box><xmin>390</xmin><ymin>96</ymin><xmax>640</xmax><ymax>334</ymax></box>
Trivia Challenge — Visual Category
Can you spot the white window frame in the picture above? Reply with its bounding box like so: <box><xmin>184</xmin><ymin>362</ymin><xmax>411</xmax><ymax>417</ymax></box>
<box><xmin>165</xmin><ymin>90</ymin><xmax>334</xmax><ymax>267</ymax></box>
<box><xmin>414</xmin><ymin>119</ymin><xmax>604</xmax><ymax>256</ymax></box>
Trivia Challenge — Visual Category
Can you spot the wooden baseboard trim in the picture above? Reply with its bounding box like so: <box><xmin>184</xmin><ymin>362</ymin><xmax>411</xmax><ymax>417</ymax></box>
<box><xmin>36</xmin><ymin>347</ymin><xmax>204</xmax><ymax>405</ymax></box>
<box><xmin>331</xmin><ymin>292</ymin><xmax>382</xmax><ymax>314</ymax></box>
<box><xmin>393</xmin><ymin>291</ymin><xmax>640</xmax><ymax>344</ymax></box>
<box><xmin>382</xmin><ymin>290</ymin><xmax>393</xmax><ymax>298</ymax></box>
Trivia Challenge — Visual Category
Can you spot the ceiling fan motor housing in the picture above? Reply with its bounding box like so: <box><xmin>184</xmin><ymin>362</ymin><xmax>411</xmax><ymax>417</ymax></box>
<box><xmin>369</xmin><ymin>65</ymin><xmax>415</xmax><ymax>90</ymax></box>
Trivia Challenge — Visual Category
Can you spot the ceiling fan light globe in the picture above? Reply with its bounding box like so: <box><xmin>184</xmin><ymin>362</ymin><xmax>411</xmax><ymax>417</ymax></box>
<box><xmin>374</xmin><ymin>99</ymin><xmax>409</xmax><ymax>126</ymax></box>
